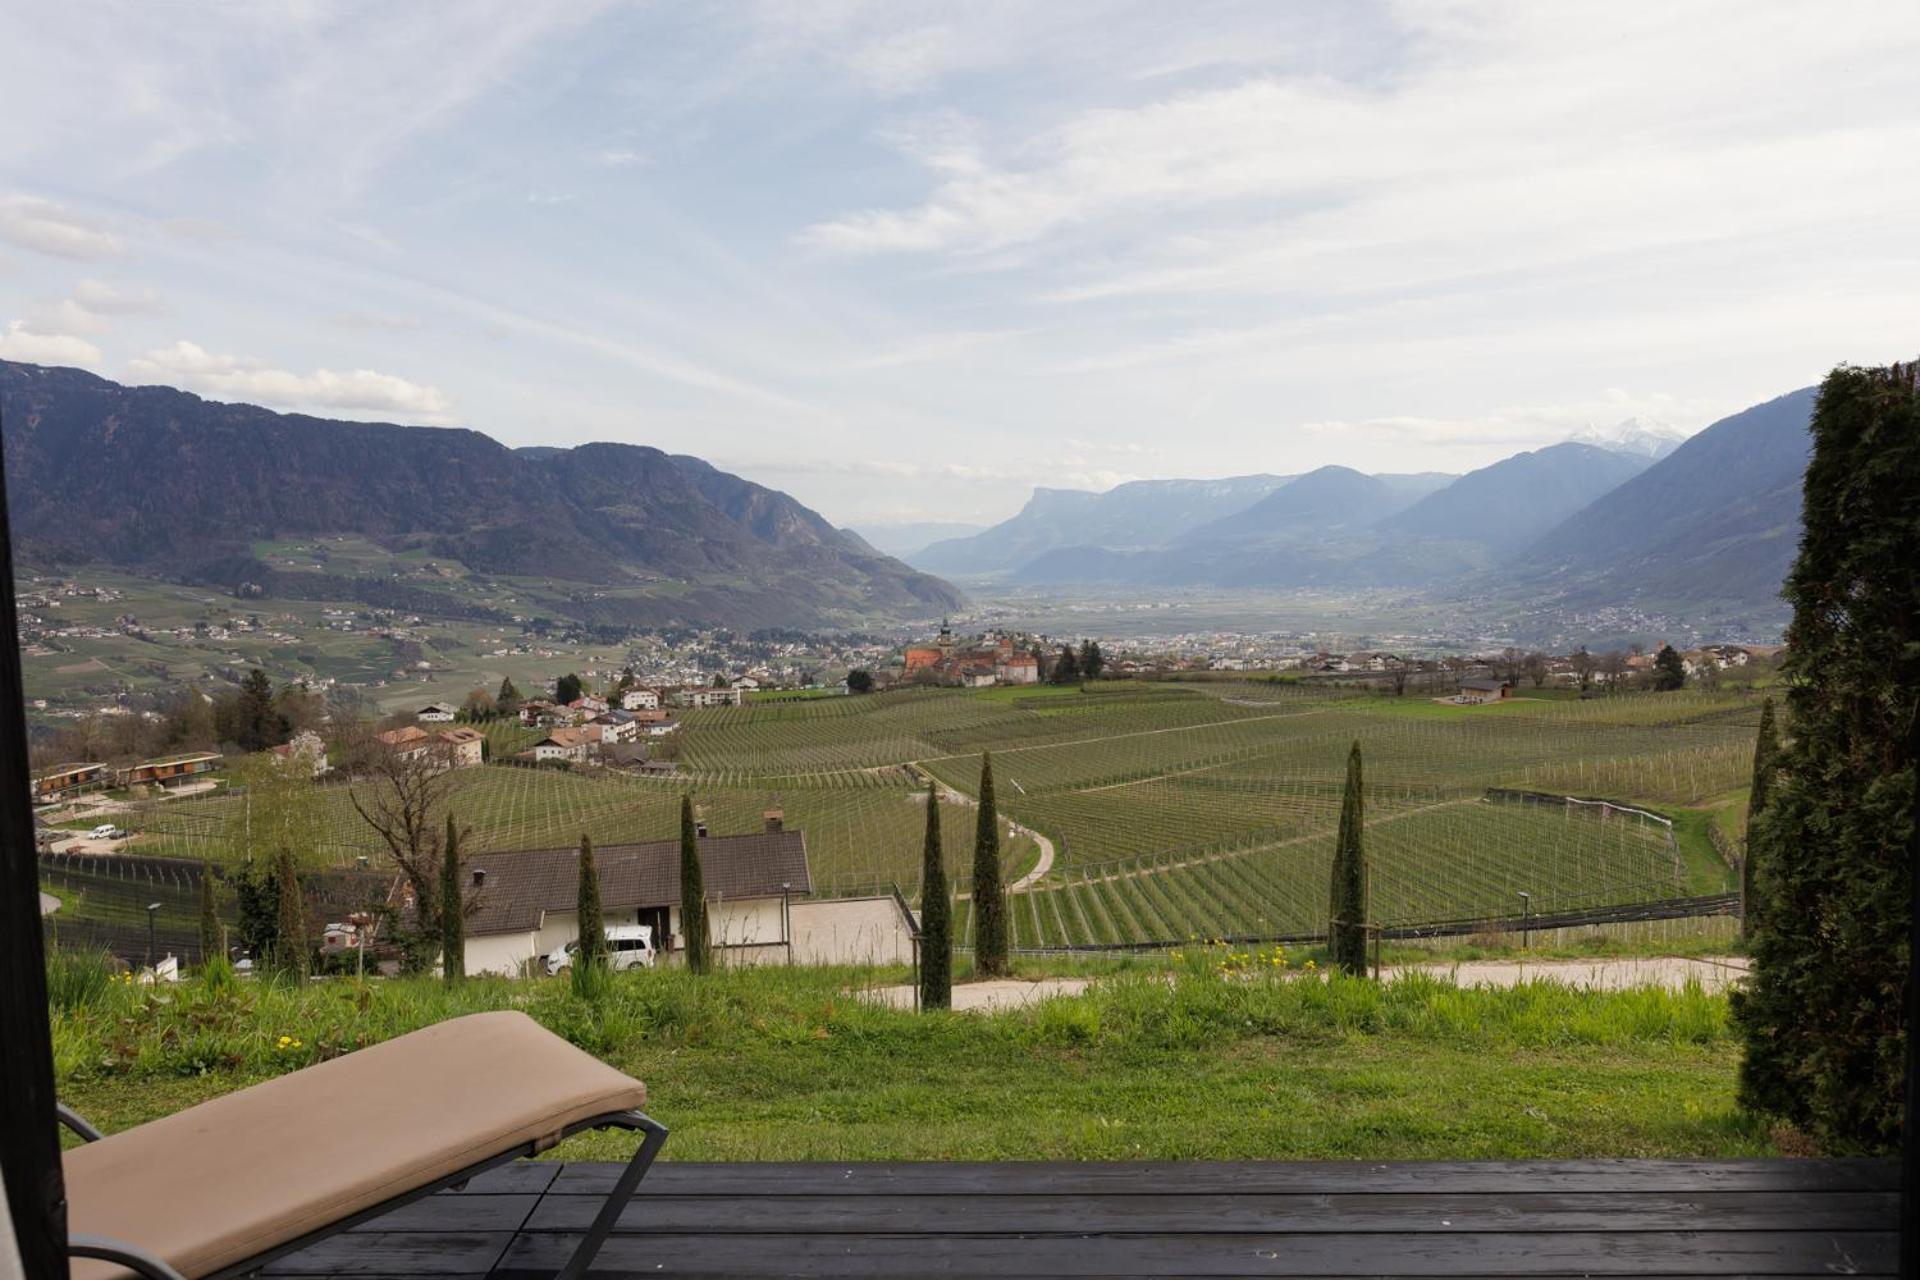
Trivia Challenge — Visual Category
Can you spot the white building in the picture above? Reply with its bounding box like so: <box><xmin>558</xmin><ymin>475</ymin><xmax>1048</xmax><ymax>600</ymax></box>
<box><xmin>620</xmin><ymin>688</ymin><xmax>660</xmax><ymax>711</ymax></box>
<box><xmin>677</xmin><ymin>686</ymin><xmax>744</xmax><ymax>709</ymax></box>
<box><xmin>417</xmin><ymin>701</ymin><xmax>459</xmax><ymax>723</ymax></box>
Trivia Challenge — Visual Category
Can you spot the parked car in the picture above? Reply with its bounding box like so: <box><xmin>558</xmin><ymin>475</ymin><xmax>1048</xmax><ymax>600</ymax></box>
<box><xmin>545</xmin><ymin>924</ymin><xmax>655</xmax><ymax>976</ymax></box>
<box><xmin>88</xmin><ymin>823</ymin><xmax>118</xmax><ymax>839</ymax></box>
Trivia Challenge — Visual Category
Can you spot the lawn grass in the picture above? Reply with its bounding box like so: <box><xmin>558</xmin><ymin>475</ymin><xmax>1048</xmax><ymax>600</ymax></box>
<box><xmin>54</xmin><ymin>957</ymin><xmax>1770</xmax><ymax>1163</ymax></box>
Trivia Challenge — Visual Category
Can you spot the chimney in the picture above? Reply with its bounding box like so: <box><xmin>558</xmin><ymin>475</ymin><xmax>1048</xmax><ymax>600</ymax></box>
<box><xmin>763</xmin><ymin>808</ymin><xmax>784</xmax><ymax>834</ymax></box>
<box><xmin>471</xmin><ymin>868</ymin><xmax>486</xmax><ymax>887</ymax></box>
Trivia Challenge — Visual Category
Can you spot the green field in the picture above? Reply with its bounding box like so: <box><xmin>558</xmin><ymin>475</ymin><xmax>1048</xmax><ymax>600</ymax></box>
<box><xmin>53</xmin><ymin>960</ymin><xmax>1765</xmax><ymax>1162</ymax></box>
<box><xmin>94</xmin><ymin>682</ymin><xmax>1760</xmax><ymax>949</ymax></box>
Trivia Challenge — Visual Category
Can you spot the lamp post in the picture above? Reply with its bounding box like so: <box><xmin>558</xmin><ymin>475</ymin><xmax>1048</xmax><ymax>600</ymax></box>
<box><xmin>781</xmin><ymin>881</ymin><xmax>792</xmax><ymax>965</ymax></box>
<box><xmin>145</xmin><ymin>900</ymin><xmax>162</xmax><ymax>973</ymax></box>
<box><xmin>1517</xmin><ymin>891</ymin><xmax>1532</xmax><ymax>950</ymax></box>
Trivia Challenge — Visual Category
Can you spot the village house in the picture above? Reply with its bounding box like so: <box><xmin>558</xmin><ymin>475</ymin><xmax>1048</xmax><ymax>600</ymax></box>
<box><xmin>453</xmin><ymin>817</ymin><xmax>808</xmax><ymax>976</ymax></box>
<box><xmin>677</xmin><ymin>686</ymin><xmax>744</xmax><ymax>709</ymax></box>
<box><xmin>1456</xmin><ymin>676</ymin><xmax>1513</xmax><ymax>703</ymax></box>
<box><xmin>620</xmin><ymin>687</ymin><xmax>660</xmax><ymax>711</ymax></box>
<box><xmin>528</xmin><ymin>727</ymin><xmax>592</xmax><ymax>764</ymax></box>
<box><xmin>437</xmin><ymin>726</ymin><xmax>485</xmax><ymax>769</ymax></box>
<box><xmin>591</xmin><ymin>711</ymin><xmax>639</xmax><ymax>744</ymax></box>
<box><xmin>375</xmin><ymin>725</ymin><xmax>483</xmax><ymax>770</ymax></box>
<box><xmin>30</xmin><ymin>761</ymin><xmax>108</xmax><ymax>804</ymax></box>
<box><xmin>416</xmin><ymin>701</ymin><xmax>459</xmax><ymax>724</ymax></box>
<box><xmin>116</xmin><ymin>751</ymin><xmax>223</xmax><ymax>790</ymax></box>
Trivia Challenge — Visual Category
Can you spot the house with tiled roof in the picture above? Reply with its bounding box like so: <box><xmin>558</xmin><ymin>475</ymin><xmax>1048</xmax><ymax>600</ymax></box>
<box><xmin>455</xmin><ymin>816</ymin><xmax>813</xmax><ymax>976</ymax></box>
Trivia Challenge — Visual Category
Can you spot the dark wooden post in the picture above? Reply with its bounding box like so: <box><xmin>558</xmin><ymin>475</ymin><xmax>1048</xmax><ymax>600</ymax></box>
<box><xmin>0</xmin><ymin>405</ymin><xmax>69</xmax><ymax>1276</ymax></box>
<box><xmin>1902</xmin><ymin>703</ymin><xmax>1917</xmax><ymax>1280</ymax></box>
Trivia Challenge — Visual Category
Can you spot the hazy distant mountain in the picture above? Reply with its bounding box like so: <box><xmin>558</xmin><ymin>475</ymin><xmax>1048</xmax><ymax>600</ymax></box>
<box><xmin>1379</xmin><ymin>443</ymin><xmax>1650</xmax><ymax>553</ymax></box>
<box><xmin>912</xmin><ymin>474</ymin><xmax>1291</xmax><ymax>574</ymax></box>
<box><xmin>1510</xmin><ymin>387</ymin><xmax>1817</xmax><ymax>623</ymax></box>
<box><xmin>1176</xmin><ymin>467</ymin><xmax>1442</xmax><ymax>546</ymax></box>
<box><xmin>1568</xmin><ymin>418</ymin><xmax>1687</xmax><ymax>460</ymax></box>
<box><xmin>851</xmin><ymin>521</ymin><xmax>986</xmax><ymax>559</ymax></box>
<box><xmin>0</xmin><ymin>360</ymin><xmax>962</xmax><ymax>629</ymax></box>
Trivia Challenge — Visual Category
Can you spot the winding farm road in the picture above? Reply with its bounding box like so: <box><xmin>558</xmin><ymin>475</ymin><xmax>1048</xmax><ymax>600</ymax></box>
<box><xmin>909</xmin><ymin>762</ymin><xmax>1058</xmax><ymax>894</ymax></box>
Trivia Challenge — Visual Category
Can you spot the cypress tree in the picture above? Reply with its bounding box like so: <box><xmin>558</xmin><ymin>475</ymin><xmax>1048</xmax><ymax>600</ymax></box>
<box><xmin>572</xmin><ymin>832</ymin><xmax>604</xmax><ymax>999</ymax></box>
<box><xmin>1739</xmin><ymin>697</ymin><xmax>1779</xmax><ymax>936</ymax></box>
<box><xmin>971</xmin><ymin>754</ymin><xmax>1009</xmax><ymax>976</ymax></box>
<box><xmin>1327</xmin><ymin>741</ymin><xmax>1369</xmax><ymax>977</ymax></box>
<box><xmin>1652</xmin><ymin>644</ymin><xmax>1687</xmax><ymax>691</ymax></box>
<box><xmin>273</xmin><ymin>845</ymin><xmax>308</xmax><ymax>979</ymax></box>
<box><xmin>439</xmin><ymin>814</ymin><xmax>465</xmax><ymax>985</ymax></box>
<box><xmin>918</xmin><ymin>783</ymin><xmax>952</xmax><ymax>1010</ymax></box>
<box><xmin>680</xmin><ymin>795</ymin><xmax>710</xmax><ymax>973</ymax></box>
<box><xmin>197</xmin><ymin>861</ymin><xmax>221</xmax><ymax>965</ymax></box>
<box><xmin>1730</xmin><ymin>361</ymin><xmax>1917</xmax><ymax>1152</ymax></box>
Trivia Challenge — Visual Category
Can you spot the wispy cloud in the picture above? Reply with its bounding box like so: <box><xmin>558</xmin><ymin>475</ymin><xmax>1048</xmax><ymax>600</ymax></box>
<box><xmin>0</xmin><ymin>320</ymin><xmax>103</xmax><ymax>366</ymax></box>
<box><xmin>127</xmin><ymin>340</ymin><xmax>455</xmax><ymax>423</ymax></box>
<box><xmin>0</xmin><ymin>195</ymin><xmax>122</xmax><ymax>260</ymax></box>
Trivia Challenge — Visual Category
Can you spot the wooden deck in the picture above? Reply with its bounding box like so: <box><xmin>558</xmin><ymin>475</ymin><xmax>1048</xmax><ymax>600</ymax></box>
<box><xmin>265</xmin><ymin>1158</ymin><xmax>1901</xmax><ymax>1277</ymax></box>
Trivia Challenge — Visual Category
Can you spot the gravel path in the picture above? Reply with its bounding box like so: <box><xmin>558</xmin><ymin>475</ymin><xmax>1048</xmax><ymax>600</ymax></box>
<box><xmin>865</xmin><ymin>955</ymin><xmax>1749</xmax><ymax>1012</ymax></box>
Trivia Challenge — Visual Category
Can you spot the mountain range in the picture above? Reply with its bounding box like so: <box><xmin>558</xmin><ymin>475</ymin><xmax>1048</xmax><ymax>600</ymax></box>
<box><xmin>0</xmin><ymin>360</ymin><xmax>962</xmax><ymax>629</ymax></box>
<box><xmin>910</xmin><ymin>395</ymin><xmax>1816</xmax><ymax>633</ymax></box>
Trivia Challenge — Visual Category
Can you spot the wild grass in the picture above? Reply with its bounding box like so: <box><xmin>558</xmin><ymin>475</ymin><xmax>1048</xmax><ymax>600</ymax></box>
<box><xmin>53</xmin><ymin>952</ymin><xmax>1767</xmax><ymax>1162</ymax></box>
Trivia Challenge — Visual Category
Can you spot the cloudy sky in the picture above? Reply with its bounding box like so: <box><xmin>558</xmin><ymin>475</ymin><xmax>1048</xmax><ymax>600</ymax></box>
<box><xmin>2</xmin><ymin>2</ymin><xmax>1916</xmax><ymax>528</ymax></box>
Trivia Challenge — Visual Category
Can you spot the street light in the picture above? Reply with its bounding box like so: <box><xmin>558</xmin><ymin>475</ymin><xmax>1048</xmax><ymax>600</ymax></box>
<box><xmin>1517</xmin><ymin>891</ymin><xmax>1533</xmax><ymax>950</ymax></box>
<box><xmin>145</xmin><ymin>901</ymin><xmax>162</xmax><ymax>973</ymax></box>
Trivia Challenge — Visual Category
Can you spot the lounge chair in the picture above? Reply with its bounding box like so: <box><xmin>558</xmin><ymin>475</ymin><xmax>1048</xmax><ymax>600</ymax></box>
<box><xmin>59</xmin><ymin>1010</ymin><xmax>665</xmax><ymax>1280</ymax></box>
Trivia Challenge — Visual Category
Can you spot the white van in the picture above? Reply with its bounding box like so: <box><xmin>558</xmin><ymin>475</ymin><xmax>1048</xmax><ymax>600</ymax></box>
<box><xmin>545</xmin><ymin>924</ymin><xmax>656</xmax><ymax>976</ymax></box>
<box><xmin>88</xmin><ymin>823</ymin><xmax>118</xmax><ymax>840</ymax></box>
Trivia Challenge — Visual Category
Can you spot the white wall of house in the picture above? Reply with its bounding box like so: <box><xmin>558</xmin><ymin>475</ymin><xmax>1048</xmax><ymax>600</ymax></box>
<box><xmin>465</xmin><ymin>896</ymin><xmax>914</xmax><ymax>975</ymax></box>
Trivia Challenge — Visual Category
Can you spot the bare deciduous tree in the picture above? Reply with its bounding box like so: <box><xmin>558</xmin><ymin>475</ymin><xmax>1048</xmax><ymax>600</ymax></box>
<box><xmin>1522</xmin><ymin>651</ymin><xmax>1551</xmax><ymax>688</ymax></box>
<box><xmin>347</xmin><ymin>734</ymin><xmax>460</xmax><ymax>942</ymax></box>
<box><xmin>1570</xmin><ymin>646</ymin><xmax>1597</xmax><ymax>694</ymax></box>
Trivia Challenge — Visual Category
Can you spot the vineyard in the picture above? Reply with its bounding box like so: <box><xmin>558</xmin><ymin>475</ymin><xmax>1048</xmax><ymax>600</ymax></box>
<box><xmin>97</xmin><ymin>682</ymin><xmax>1762</xmax><ymax>949</ymax></box>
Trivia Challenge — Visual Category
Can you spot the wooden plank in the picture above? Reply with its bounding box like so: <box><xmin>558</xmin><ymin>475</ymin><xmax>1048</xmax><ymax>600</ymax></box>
<box><xmin>260</xmin><ymin>1231</ymin><xmax>517</xmax><ymax>1276</ymax></box>
<box><xmin>547</xmin><ymin>1158</ymin><xmax>1901</xmax><ymax>1197</ymax></box>
<box><xmin>443</xmin><ymin>1160</ymin><xmax>558</xmax><ymax>1195</ymax></box>
<box><xmin>495</xmin><ymin>1229</ymin><xmax>1899</xmax><ymax>1276</ymax></box>
<box><xmin>522</xmin><ymin>1189</ymin><xmax>1899</xmax><ymax>1236</ymax></box>
<box><xmin>348</xmin><ymin>1193</ymin><xmax>540</xmax><ymax>1233</ymax></box>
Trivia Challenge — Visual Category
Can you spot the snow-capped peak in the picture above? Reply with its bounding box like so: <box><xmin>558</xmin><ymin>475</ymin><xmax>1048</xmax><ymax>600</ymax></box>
<box><xmin>1567</xmin><ymin>417</ymin><xmax>1687</xmax><ymax>460</ymax></box>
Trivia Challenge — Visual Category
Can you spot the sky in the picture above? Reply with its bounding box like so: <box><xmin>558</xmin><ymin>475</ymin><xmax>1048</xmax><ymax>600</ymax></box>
<box><xmin>2</xmin><ymin>1</ymin><xmax>1917</xmax><ymax>530</ymax></box>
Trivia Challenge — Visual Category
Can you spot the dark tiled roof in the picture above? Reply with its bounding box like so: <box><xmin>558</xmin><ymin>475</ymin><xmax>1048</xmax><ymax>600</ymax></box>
<box><xmin>461</xmin><ymin>830</ymin><xmax>810</xmax><ymax>936</ymax></box>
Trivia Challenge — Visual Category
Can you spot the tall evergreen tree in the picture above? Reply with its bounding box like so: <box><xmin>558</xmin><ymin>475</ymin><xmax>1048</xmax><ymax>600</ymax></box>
<box><xmin>679</xmin><ymin>795</ymin><xmax>711</xmax><ymax>973</ymax></box>
<box><xmin>572</xmin><ymin>833</ymin><xmax>604</xmax><ymax>999</ymax></box>
<box><xmin>197</xmin><ymin>861</ymin><xmax>221</xmax><ymax>964</ymax></box>
<box><xmin>1740</xmin><ymin>697</ymin><xmax>1779</xmax><ymax>937</ymax></box>
<box><xmin>497</xmin><ymin>676</ymin><xmax>522</xmax><ymax>712</ymax></box>
<box><xmin>1651</xmin><ymin>644</ymin><xmax>1687</xmax><ymax>691</ymax></box>
<box><xmin>971</xmin><ymin>754</ymin><xmax>1009</xmax><ymax>976</ymax></box>
<box><xmin>1078</xmin><ymin>639</ymin><xmax>1104</xmax><ymax>680</ymax></box>
<box><xmin>555</xmin><ymin>672</ymin><xmax>583</xmax><ymax>705</ymax></box>
<box><xmin>272</xmin><ymin>845</ymin><xmax>308</xmax><ymax>978</ymax></box>
<box><xmin>1052</xmin><ymin>644</ymin><xmax>1079</xmax><ymax>685</ymax></box>
<box><xmin>439</xmin><ymin>814</ymin><xmax>465</xmax><ymax>985</ymax></box>
<box><xmin>1730</xmin><ymin>360</ymin><xmax>1917</xmax><ymax>1153</ymax></box>
<box><xmin>1327</xmin><ymin>741</ymin><xmax>1369</xmax><ymax>977</ymax></box>
<box><xmin>918</xmin><ymin>784</ymin><xmax>952</xmax><ymax>1010</ymax></box>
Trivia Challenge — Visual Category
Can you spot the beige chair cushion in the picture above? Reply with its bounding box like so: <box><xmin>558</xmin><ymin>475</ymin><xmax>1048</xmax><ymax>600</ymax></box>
<box><xmin>65</xmin><ymin>1010</ymin><xmax>648</xmax><ymax>1280</ymax></box>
